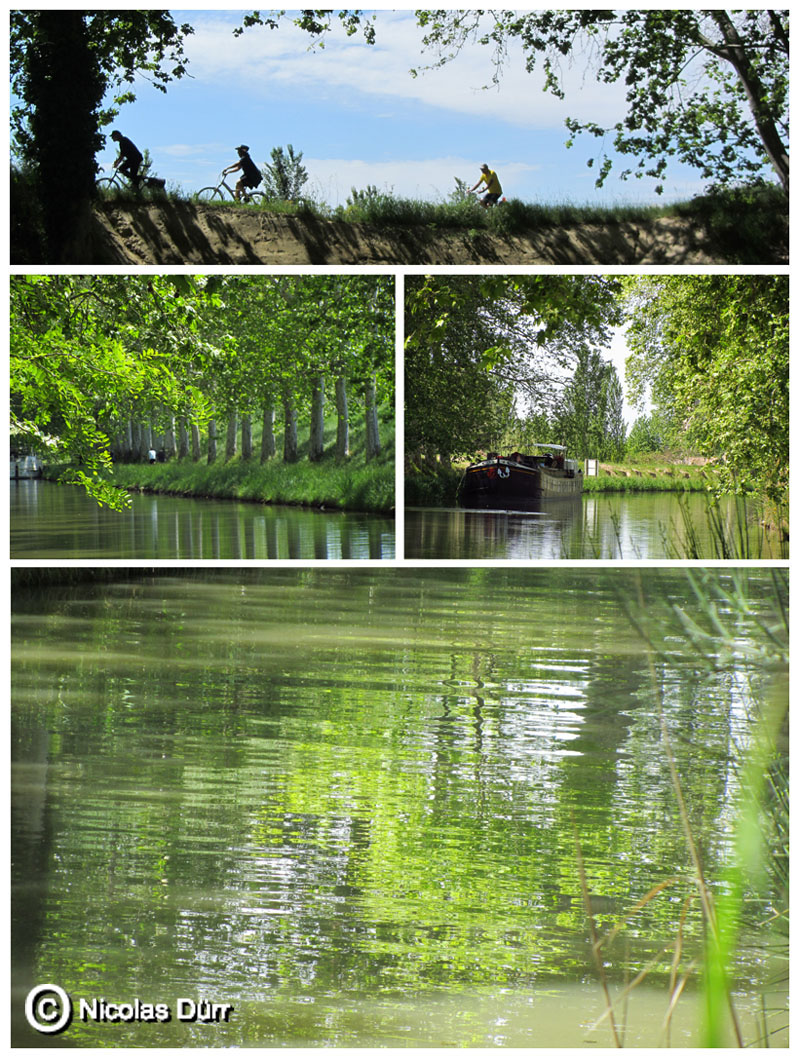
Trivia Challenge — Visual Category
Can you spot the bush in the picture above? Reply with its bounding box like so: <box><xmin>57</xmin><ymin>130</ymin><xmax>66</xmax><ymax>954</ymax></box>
<box><xmin>674</xmin><ymin>182</ymin><xmax>788</xmax><ymax>264</ymax></box>
<box><xmin>405</xmin><ymin>464</ymin><xmax>462</xmax><ymax>506</ymax></box>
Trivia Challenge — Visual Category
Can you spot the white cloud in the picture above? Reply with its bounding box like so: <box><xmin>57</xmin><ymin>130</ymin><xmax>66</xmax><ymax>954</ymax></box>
<box><xmin>184</xmin><ymin>11</ymin><xmax>631</xmax><ymax>131</ymax></box>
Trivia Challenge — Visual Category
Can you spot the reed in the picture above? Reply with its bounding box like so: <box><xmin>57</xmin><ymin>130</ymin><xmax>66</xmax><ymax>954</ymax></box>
<box><xmin>667</xmin><ymin>493</ymin><xmax>788</xmax><ymax>560</ymax></box>
<box><xmin>610</xmin><ymin>570</ymin><xmax>790</xmax><ymax>1046</ymax></box>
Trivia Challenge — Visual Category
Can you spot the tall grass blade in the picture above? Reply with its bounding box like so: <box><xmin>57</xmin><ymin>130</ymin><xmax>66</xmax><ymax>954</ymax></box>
<box><xmin>572</xmin><ymin>814</ymin><xmax>622</xmax><ymax>1048</ymax></box>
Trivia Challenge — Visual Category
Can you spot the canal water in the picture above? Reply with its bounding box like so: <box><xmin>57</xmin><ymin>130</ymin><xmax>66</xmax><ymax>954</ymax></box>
<box><xmin>10</xmin><ymin>480</ymin><xmax>394</xmax><ymax>560</ymax></box>
<box><xmin>11</xmin><ymin>570</ymin><xmax>787</xmax><ymax>1047</ymax></box>
<box><xmin>405</xmin><ymin>492</ymin><xmax>787</xmax><ymax>560</ymax></box>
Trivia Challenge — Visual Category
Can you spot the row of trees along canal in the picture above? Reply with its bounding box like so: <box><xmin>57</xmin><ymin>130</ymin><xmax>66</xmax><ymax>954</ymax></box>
<box><xmin>11</xmin><ymin>275</ymin><xmax>394</xmax><ymax>510</ymax></box>
<box><xmin>405</xmin><ymin>275</ymin><xmax>788</xmax><ymax>518</ymax></box>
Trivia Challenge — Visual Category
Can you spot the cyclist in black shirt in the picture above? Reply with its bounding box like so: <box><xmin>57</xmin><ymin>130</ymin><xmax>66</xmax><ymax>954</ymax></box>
<box><xmin>223</xmin><ymin>145</ymin><xmax>262</xmax><ymax>201</ymax></box>
<box><xmin>110</xmin><ymin>131</ymin><xmax>144</xmax><ymax>186</ymax></box>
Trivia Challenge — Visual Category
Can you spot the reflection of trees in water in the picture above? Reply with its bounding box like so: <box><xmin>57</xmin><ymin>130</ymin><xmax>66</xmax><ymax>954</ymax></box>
<box><xmin>10</xmin><ymin>569</ymin><xmax>787</xmax><ymax>1043</ymax></box>
<box><xmin>10</xmin><ymin>484</ymin><xmax>394</xmax><ymax>560</ymax></box>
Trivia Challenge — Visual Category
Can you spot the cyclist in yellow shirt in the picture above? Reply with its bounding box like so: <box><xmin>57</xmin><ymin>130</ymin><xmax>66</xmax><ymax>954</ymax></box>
<box><xmin>469</xmin><ymin>163</ymin><xmax>502</xmax><ymax>207</ymax></box>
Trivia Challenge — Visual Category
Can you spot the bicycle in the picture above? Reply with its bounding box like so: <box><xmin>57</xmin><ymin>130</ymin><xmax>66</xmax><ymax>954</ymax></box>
<box><xmin>195</xmin><ymin>172</ymin><xmax>266</xmax><ymax>205</ymax></box>
<box><xmin>96</xmin><ymin>167</ymin><xmax>166</xmax><ymax>193</ymax></box>
<box><xmin>468</xmin><ymin>190</ymin><xmax>507</xmax><ymax>209</ymax></box>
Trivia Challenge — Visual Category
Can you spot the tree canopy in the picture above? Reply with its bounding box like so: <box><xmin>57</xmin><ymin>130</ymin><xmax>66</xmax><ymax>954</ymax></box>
<box><xmin>11</xmin><ymin>275</ymin><xmax>394</xmax><ymax>508</ymax></box>
<box><xmin>404</xmin><ymin>276</ymin><xmax>622</xmax><ymax>462</ymax></box>
<box><xmin>623</xmin><ymin>275</ymin><xmax>788</xmax><ymax>504</ymax></box>
<box><xmin>414</xmin><ymin>9</ymin><xmax>789</xmax><ymax>194</ymax></box>
<box><xmin>10</xmin><ymin>10</ymin><xmax>194</xmax><ymax>161</ymax></box>
<box><xmin>552</xmin><ymin>351</ymin><xmax>626</xmax><ymax>462</ymax></box>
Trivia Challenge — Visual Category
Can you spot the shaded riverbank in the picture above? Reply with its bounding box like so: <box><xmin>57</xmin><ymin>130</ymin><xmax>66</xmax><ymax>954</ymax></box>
<box><xmin>12</xmin><ymin>171</ymin><xmax>786</xmax><ymax>266</ymax></box>
<box><xmin>87</xmin><ymin>201</ymin><xmax>731</xmax><ymax>266</ymax></box>
<box><xmin>21</xmin><ymin>188</ymin><xmax>785</xmax><ymax>267</ymax></box>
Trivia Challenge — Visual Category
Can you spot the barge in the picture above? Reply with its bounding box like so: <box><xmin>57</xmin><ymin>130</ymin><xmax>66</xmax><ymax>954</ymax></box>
<box><xmin>458</xmin><ymin>445</ymin><xmax>582</xmax><ymax>510</ymax></box>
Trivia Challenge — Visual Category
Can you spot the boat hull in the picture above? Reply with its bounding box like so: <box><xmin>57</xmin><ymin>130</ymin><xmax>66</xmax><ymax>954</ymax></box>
<box><xmin>458</xmin><ymin>458</ymin><xmax>582</xmax><ymax>510</ymax></box>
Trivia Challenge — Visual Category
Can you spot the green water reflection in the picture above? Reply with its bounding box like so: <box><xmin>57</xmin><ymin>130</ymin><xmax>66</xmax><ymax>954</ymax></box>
<box><xmin>10</xmin><ymin>481</ymin><xmax>395</xmax><ymax>559</ymax></box>
<box><xmin>11</xmin><ymin>571</ymin><xmax>788</xmax><ymax>1047</ymax></box>
<box><xmin>406</xmin><ymin>492</ymin><xmax>787</xmax><ymax>559</ymax></box>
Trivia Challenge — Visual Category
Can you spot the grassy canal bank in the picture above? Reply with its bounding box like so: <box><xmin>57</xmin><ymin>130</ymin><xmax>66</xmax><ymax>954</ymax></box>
<box><xmin>109</xmin><ymin>454</ymin><xmax>394</xmax><ymax>513</ymax></box>
<box><xmin>44</xmin><ymin>455</ymin><xmax>394</xmax><ymax>514</ymax></box>
<box><xmin>583</xmin><ymin>460</ymin><xmax>711</xmax><ymax>493</ymax></box>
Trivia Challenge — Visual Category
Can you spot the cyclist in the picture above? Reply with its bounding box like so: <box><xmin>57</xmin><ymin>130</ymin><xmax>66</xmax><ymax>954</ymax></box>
<box><xmin>223</xmin><ymin>145</ymin><xmax>262</xmax><ymax>201</ymax></box>
<box><xmin>469</xmin><ymin>163</ymin><xmax>502</xmax><ymax>208</ymax></box>
<box><xmin>110</xmin><ymin>130</ymin><xmax>144</xmax><ymax>187</ymax></box>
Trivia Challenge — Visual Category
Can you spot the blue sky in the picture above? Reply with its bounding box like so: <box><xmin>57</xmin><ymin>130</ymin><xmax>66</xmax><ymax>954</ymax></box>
<box><xmin>95</xmin><ymin>8</ymin><xmax>711</xmax><ymax>207</ymax></box>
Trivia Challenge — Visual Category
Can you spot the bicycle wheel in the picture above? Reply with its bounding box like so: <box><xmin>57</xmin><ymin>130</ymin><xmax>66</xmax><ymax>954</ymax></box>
<box><xmin>244</xmin><ymin>190</ymin><xmax>266</xmax><ymax>206</ymax></box>
<box><xmin>196</xmin><ymin>186</ymin><xmax>225</xmax><ymax>203</ymax></box>
<box><xmin>96</xmin><ymin>176</ymin><xmax>119</xmax><ymax>193</ymax></box>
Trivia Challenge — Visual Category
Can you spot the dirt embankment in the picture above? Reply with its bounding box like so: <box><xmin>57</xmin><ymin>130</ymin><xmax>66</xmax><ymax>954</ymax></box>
<box><xmin>89</xmin><ymin>200</ymin><xmax>742</xmax><ymax>266</ymax></box>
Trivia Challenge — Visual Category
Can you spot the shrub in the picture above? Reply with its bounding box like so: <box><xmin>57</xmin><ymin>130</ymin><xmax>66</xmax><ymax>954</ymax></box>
<box><xmin>260</xmin><ymin>144</ymin><xmax>309</xmax><ymax>201</ymax></box>
<box><xmin>674</xmin><ymin>182</ymin><xmax>788</xmax><ymax>264</ymax></box>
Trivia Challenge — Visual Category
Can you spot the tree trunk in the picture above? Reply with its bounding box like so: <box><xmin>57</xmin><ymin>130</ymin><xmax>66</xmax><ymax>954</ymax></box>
<box><xmin>131</xmin><ymin>420</ymin><xmax>141</xmax><ymax>460</ymax></box>
<box><xmin>207</xmin><ymin>419</ymin><xmax>217</xmax><ymax>464</ymax></box>
<box><xmin>139</xmin><ymin>421</ymin><xmax>153</xmax><ymax>461</ymax></box>
<box><xmin>225</xmin><ymin>413</ymin><xmax>237</xmax><ymax>461</ymax></box>
<box><xmin>261</xmin><ymin>398</ymin><xmax>276</xmax><ymax>462</ymax></box>
<box><xmin>191</xmin><ymin>423</ymin><xmax>202</xmax><ymax>462</ymax></box>
<box><xmin>163</xmin><ymin>416</ymin><xmax>176</xmax><ymax>459</ymax></box>
<box><xmin>309</xmin><ymin>375</ymin><xmax>325</xmax><ymax>461</ymax></box>
<box><xmin>25</xmin><ymin>12</ymin><xmax>103</xmax><ymax>262</ymax></box>
<box><xmin>124</xmin><ymin>418</ymin><xmax>134</xmax><ymax>459</ymax></box>
<box><xmin>178</xmin><ymin>419</ymin><xmax>189</xmax><ymax>459</ymax></box>
<box><xmin>283</xmin><ymin>395</ymin><xmax>298</xmax><ymax>463</ymax></box>
<box><xmin>364</xmin><ymin>375</ymin><xmax>381</xmax><ymax>460</ymax></box>
<box><xmin>110</xmin><ymin>430</ymin><xmax>122</xmax><ymax>462</ymax></box>
<box><xmin>405</xmin><ymin>445</ymin><xmax>423</xmax><ymax>471</ymax></box>
<box><xmin>706</xmin><ymin>11</ymin><xmax>789</xmax><ymax>192</ymax></box>
<box><xmin>241</xmin><ymin>414</ymin><xmax>253</xmax><ymax>460</ymax></box>
<box><xmin>335</xmin><ymin>375</ymin><xmax>350</xmax><ymax>459</ymax></box>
